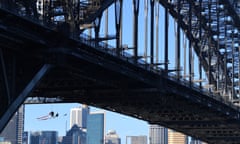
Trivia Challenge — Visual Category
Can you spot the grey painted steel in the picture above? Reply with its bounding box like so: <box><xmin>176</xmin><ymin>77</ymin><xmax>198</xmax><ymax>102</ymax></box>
<box><xmin>155</xmin><ymin>3</ymin><xmax>159</xmax><ymax>64</ymax></box>
<box><xmin>150</xmin><ymin>0</ymin><xmax>154</xmax><ymax>65</ymax></box>
<box><xmin>189</xmin><ymin>2</ymin><xmax>192</xmax><ymax>86</ymax></box>
<box><xmin>198</xmin><ymin>0</ymin><xmax>203</xmax><ymax>88</ymax></box>
<box><xmin>144</xmin><ymin>0</ymin><xmax>148</xmax><ymax>62</ymax></box>
<box><xmin>164</xmin><ymin>7</ymin><xmax>168</xmax><ymax>72</ymax></box>
<box><xmin>0</xmin><ymin>64</ymin><xmax>52</xmax><ymax>133</ymax></box>
<box><xmin>105</xmin><ymin>8</ymin><xmax>108</xmax><ymax>46</ymax></box>
<box><xmin>94</xmin><ymin>13</ymin><xmax>103</xmax><ymax>47</ymax></box>
<box><xmin>133</xmin><ymin>0</ymin><xmax>139</xmax><ymax>62</ymax></box>
<box><xmin>1</xmin><ymin>0</ymin><xmax>240</xmax><ymax>143</ymax></box>
<box><xmin>0</xmin><ymin>48</ymin><xmax>10</xmax><ymax>104</ymax></box>
<box><xmin>115</xmin><ymin>0</ymin><xmax>122</xmax><ymax>56</ymax></box>
<box><xmin>176</xmin><ymin>0</ymin><xmax>181</xmax><ymax>80</ymax></box>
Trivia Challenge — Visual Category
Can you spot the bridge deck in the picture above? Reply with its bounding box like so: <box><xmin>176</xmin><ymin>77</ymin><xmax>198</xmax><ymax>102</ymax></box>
<box><xmin>1</xmin><ymin>2</ymin><xmax>240</xmax><ymax>144</ymax></box>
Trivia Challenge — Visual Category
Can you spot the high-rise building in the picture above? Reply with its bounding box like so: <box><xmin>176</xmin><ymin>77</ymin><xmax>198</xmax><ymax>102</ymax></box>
<box><xmin>188</xmin><ymin>137</ymin><xmax>208</xmax><ymax>144</ymax></box>
<box><xmin>30</xmin><ymin>131</ymin><xmax>58</xmax><ymax>144</ymax></box>
<box><xmin>0</xmin><ymin>137</ymin><xmax>11</xmax><ymax>144</ymax></box>
<box><xmin>0</xmin><ymin>142</ymin><xmax>11</xmax><ymax>144</ymax></box>
<box><xmin>17</xmin><ymin>105</ymin><xmax>24</xmax><ymax>144</ymax></box>
<box><xmin>105</xmin><ymin>130</ymin><xmax>121</xmax><ymax>144</ymax></box>
<box><xmin>0</xmin><ymin>105</ymin><xmax>24</xmax><ymax>144</ymax></box>
<box><xmin>30</xmin><ymin>131</ymin><xmax>41</xmax><ymax>144</ymax></box>
<box><xmin>87</xmin><ymin>111</ymin><xmax>105</xmax><ymax>144</ymax></box>
<box><xmin>62</xmin><ymin>124</ymin><xmax>87</xmax><ymax>144</ymax></box>
<box><xmin>22</xmin><ymin>131</ymin><xmax>28</xmax><ymax>144</ymax></box>
<box><xmin>168</xmin><ymin>129</ymin><xmax>186</xmax><ymax>144</ymax></box>
<box><xmin>126</xmin><ymin>136</ymin><xmax>147</xmax><ymax>144</ymax></box>
<box><xmin>149</xmin><ymin>125</ymin><xmax>168</xmax><ymax>144</ymax></box>
<box><xmin>70</xmin><ymin>105</ymin><xmax>89</xmax><ymax>129</ymax></box>
<box><xmin>0</xmin><ymin>137</ymin><xmax>4</xmax><ymax>142</ymax></box>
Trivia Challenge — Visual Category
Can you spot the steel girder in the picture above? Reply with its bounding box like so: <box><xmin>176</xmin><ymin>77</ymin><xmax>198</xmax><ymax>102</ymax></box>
<box><xmin>66</xmin><ymin>82</ymin><xmax>240</xmax><ymax>144</ymax></box>
<box><xmin>1</xmin><ymin>0</ymin><xmax>240</xmax><ymax>143</ymax></box>
<box><xmin>0</xmin><ymin>64</ymin><xmax>52</xmax><ymax>132</ymax></box>
<box><xmin>158</xmin><ymin>0</ymin><xmax>240</xmax><ymax>101</ymax></box>
<box><xmin>2</xmin><ymin>0</ymin><xmax>240</xmax><ymax>101</ymax></box>
<box><xmin>0</xmin><ymin>17</ymin><xmax>53</xmax><ymax>131</ymax></box>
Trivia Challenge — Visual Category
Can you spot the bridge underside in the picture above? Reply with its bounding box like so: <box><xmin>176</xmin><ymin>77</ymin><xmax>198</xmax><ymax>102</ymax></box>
<box><xmin>72</xmin><ymin>89</ymin><xmax>240</xmax><ymax>144</ymax></box>
<box><xmin>28</xmin><ymin>66</ymin><xmax>240</xmax><ymax>144</ymax></box>
<box><xmin>27</xmin><ymin>62</ymin><xmax>240</xmax><ymax>144</ymax></box>
<box><xmin>1</xmin><ymin>6</ymin><xmax>240</xmax><ymax>144</ymax></box>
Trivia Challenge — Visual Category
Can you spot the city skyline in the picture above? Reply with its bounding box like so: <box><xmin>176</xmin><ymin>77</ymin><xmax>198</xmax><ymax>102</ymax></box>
<box><xmin>0</xmin><ymin>103</ymin><xmax>206</xmax><ymax>144</ymax></box>
<box><xmin>0</xmin><ymin>0</ymin><xmax>238</xmax><ymax>143</ymax></box>
<box><xmin>24</xmin><ymin>103</ymin><xmax>149</xmax><ymax>142</ymax></box>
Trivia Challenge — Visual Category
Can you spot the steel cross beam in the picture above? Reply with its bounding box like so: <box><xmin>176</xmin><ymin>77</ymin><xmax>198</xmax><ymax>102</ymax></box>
<box><xmin>0</xmin><ymin>64</ymin><xmax>52</xmax><ymax>132</ymax></box>
<box><xmin>0</xmin><ymin>48</ymin><xmax>10</xmax><ymax>105</ymax></box>
<box><xmin>133</xmin><ymin>0</ymin><xmax>139</xmax><ymax>63</ymax></box>
<box><xmin>115</xmin><ymin>0</ymin><xmax>122</xmax><ymax>56</ymax></box>
<box><xmin>158</xmin><ymin>0</ymin><xmax>239</xmax><ymax>97</ymax></box>
<box><xmin>82</xmin><ymin>0</ymin><xmax>115</xmax><ymax>24</ymax></box>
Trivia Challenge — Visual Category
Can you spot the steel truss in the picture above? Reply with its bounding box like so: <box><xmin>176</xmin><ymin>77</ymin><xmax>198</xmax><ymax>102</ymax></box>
<box><xmin>1</xmin><ymin>0</ymin><xmax>240</xmax><ymax>143</ymax></box>
<box><xmin>157</xmin><ymin>0</ymin><xmax>240</xmax><ymax>103</ymax></box>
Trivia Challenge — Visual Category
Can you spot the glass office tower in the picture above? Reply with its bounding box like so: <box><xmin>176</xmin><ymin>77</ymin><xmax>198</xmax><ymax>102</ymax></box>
<box><xmin>30</xmin><ymin>131</ymin><xmax>58</xmax><ymax>144</ymax></box>
<box><xmin>87</xmin><ymin>111</ymin><xmax>105</xmax><ymax>144</ymax></box>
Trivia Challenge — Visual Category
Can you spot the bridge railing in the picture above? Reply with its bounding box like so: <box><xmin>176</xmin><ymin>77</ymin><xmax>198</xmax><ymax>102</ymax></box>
<box><xmin>79</xmin><ymin>33</ymin><xmax>154</xmax><ymax>72</ymax></box>
<box><xmin>169</xmin><ymin>73</ymin><xmax>240</xmax><ymax>111</ymax></box>
<box><xmin>79</xmin><ymin>33</ymin><xmax>238</xmax><ymax>109</ymax></box>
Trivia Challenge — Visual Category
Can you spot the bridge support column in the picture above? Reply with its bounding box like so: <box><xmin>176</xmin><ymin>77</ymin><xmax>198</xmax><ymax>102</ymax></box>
<box><xmin>150</xmin><ymin>0</ymin><xmax>154</xmax><ymax>65</ymax></box>
<box><xmin>144</xmin><ymin>0</ymin><xmax>148</xmax><ymax>62</ymax></box>
<box><xmin>189</xmin><ymin>2</ymin><xmax>192</xmax><ymax>86</ymax></box>
<box><xmin>155</xmin><ymin>3</ymin><xmax>159</xmax><ymax>64</ymax></box>
<box><xmin>115</xmin><ymin>0</ymin><xmax>123</xmax><ymax>56</ymax></box>
<box><xmin>231</xmin><ymin>29</ymin><xmax>235</xmax><ymax>99</ymax></box>
<box><xmin>199</xmin><ymin>0</ymin><xmax>203</xmax><ymax>88</ymax></box>
<box><xmin>0</xmin><ymin>48</ymin><xmax>11</xmax><ymax>105</ymax></box>
<box><xmin>94</xmin><ymin>13</ymin><xmax>103</xmax><ymax>47</ymax></box>
<box><xmin>105</xmin><ymin>8</ymin><xmax>108</xmax><ymax>47</ymax></box>
<box><xmin>175</xmin><ymin>0</ymin><xmax>181</xmax><ymax>79</ymax></box>
<box><xmin>224</xmin><ymin>16</ymin><xmax>228</xmax><ymax>96</ymax></box>
<box><xmin>208</xmin><ymin>1</ymin><xmax>212</xmax><ymax>92</ymax></box>
<box><xmin>133</xmin><ymin>0</ymin><xmax>139</xmax><ymax>63</ymax></box>
<box><xmin>164</xmin><ymin>6</ymin><xmax>169</xmax><ymax>73</ymax></box>
<box><xmin>216</xmin><ymin>1</ymin><xmax>220</xmax><ymax>92</ymax></box>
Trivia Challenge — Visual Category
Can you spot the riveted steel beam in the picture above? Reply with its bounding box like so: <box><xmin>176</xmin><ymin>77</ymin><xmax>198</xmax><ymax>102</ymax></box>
<box><xmin>0</xmin><ymin>64</ymin><xmax>52</xmax><ymax>133</ymax></box>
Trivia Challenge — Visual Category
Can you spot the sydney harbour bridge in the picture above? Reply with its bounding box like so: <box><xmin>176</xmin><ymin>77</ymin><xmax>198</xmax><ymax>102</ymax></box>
<box><xmin>1</xmin><ymin>0</ymin><xmax>240</xmax><ymax>143</ymax></box>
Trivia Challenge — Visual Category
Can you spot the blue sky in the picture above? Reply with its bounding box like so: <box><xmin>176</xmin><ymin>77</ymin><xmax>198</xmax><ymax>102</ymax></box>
<box><xmin>24</xmin><ymin>104</ymin><xmax>149</xmax><ymax>141</ymax></box>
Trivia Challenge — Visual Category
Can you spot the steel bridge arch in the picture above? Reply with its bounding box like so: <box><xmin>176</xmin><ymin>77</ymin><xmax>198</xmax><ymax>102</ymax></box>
<box><xmin>1</xmin><ymin>0</ymin><xmax>240</xmax><ymax>143</ymax></box>
<box><xmin>156</xmin><ymin>1</ymin><xmax>235</xmax><ymax>98</ymax></box>
<box><xmin>93</xmin><ymin>0</ymin><xmax>240</xmax><ymax>100</ymax></box>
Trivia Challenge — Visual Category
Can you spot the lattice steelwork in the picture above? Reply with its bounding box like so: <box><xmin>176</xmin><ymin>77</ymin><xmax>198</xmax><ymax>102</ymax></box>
<box><xmin>2</xmin><ymin>0</ymin><xmax>240</xmax><ymax>143</ymax></box>
<box><xmin>158</xmin><ymin>0</ymin><xmax>240</xmax><ymax>104</ymax></box>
